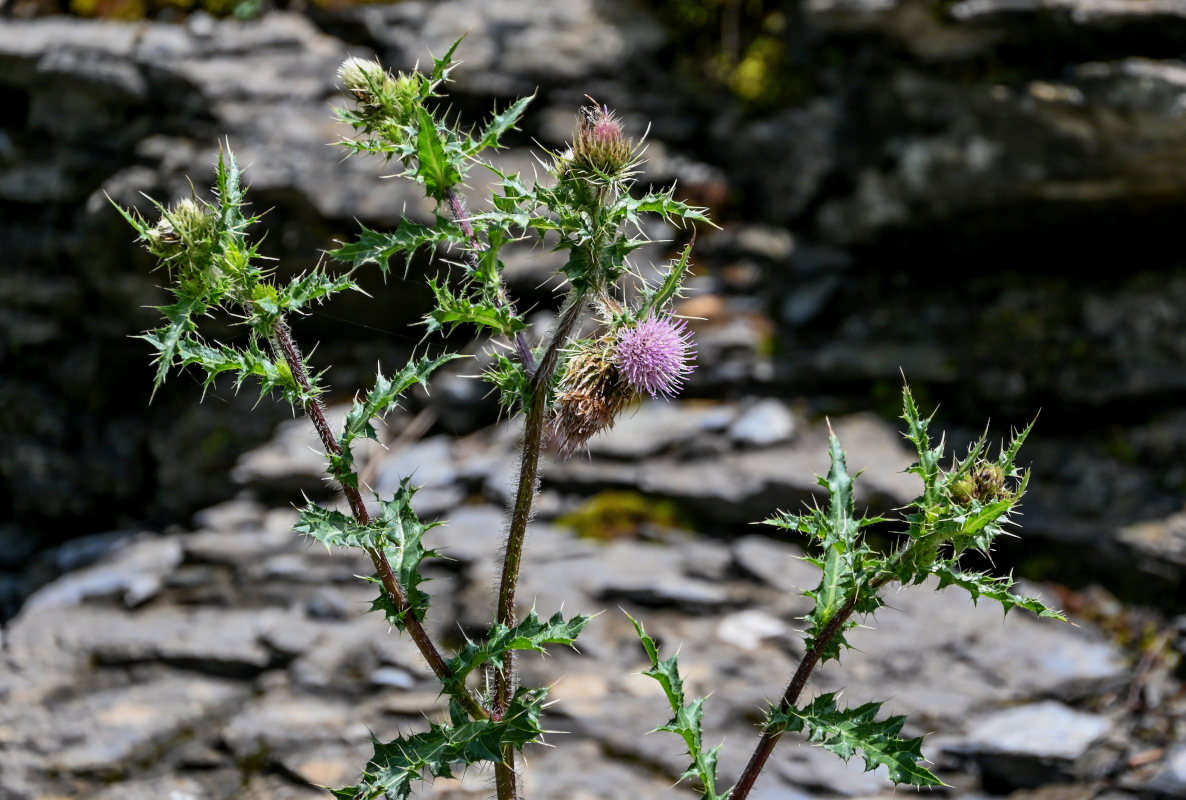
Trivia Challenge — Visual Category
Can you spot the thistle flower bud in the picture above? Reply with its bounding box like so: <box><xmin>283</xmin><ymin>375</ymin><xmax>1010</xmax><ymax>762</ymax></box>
<box><xmin>571</xmin><ymin>103</ymin><xmax>635</xmax><ymax>177</ymax></box>
<box><xmin>338</xmin><ymin>56</ymin><xmax>389</xmax><ymax>103</ymax></box>
<box><xmin>951</xmin><ymin>461</ymin><xmax>1011</xmax><ymax>504</ymax></box>
<box><xmin>142</xmin><ymin>198</ymin><xmax>213</xmax><ymax>258</ymax></box>
<box><xmin>613</xmin><ymin>316</ymin><xmax>696</xmax><ymax>400</ymax></box>
<box><xmin>551</xmin><ymin>335</ymin><xmax>636</xmax><ymax>459</ymax></box>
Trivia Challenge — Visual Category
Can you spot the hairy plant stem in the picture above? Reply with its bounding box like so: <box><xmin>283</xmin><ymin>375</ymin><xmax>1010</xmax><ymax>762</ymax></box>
<box><xmin>271</xmin><ymin>320</ymin><xmax>488</xmax><ymax>721</ymax></box>
<box><xmin>491</xmin><ymin>295</ymin><xmax>586</xmax><ymax>800</ymax></box>
<box><xmin>731</xmin><ymin>571</ymin><xmax>896</xmax><ymax>800</ymax></box>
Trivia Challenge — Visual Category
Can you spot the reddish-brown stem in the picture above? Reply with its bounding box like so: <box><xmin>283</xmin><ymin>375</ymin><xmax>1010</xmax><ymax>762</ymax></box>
<box><xmin>271</xmin><ymin>321</ymin><xmax>487</xmax><ymax>721</ymax></box>
<box><xmin>731</xmin><ymin>596</ymin><xmax>859</xmax><ymax>800</ymax></box>
<box><xmin>732</xmin><ymin>562</ymin><xmax>902</xmax><ymax>800</ymax></box>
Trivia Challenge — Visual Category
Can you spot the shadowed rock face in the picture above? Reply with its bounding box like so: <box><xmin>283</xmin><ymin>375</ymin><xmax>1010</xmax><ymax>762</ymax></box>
<box><xmin>3</xmin><ymin>0</ymin><xmax>1186</xmax><ymax>615</ymax></box>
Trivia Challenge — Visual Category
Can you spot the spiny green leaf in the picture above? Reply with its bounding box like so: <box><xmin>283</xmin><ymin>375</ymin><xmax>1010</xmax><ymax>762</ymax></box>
<box><xmin>483</xmin><ymin>351</ymin><xmax>531</xmax><ymax>415</ymax></box>
<box><xmin>901</xmin><ymin>383</ymin><xmax>943</xmax><ymax>506</ymax></box>
<box><xmin>339</xmin><ymin>353</ymin><xmax>465</xmax><ymax>454</ymax></box>
<box><xmin>335</xmin><ymin>687</ymin><xmax>548</xmax><ymax>800</ymax></box>
<box><xmin>330</xmin><ymin>220</ymin><xmax>464</xmax><ymax>277</ymax></box>
<box><xmin>294</xmin><ymin>503</ymin><xmax>375</xmax><ymax>550</ymax></box>
<box><xmin>931</xmin><ymin>562</ymin><xmax>1065</xmax><ymax>620</ymax></box>
<box><xmin>372</xmin><ymin>479</ymin><xmax>441</xmax><ymax>624</ymax></box>
<box><xmin>629</xmin><ymin>614</ymin><xmax>729</xmax><ymax>800</ymax></box>
<box><xmin>638</xmin><ymin>243</ymin><xmax>694</xmax><ymax>318</ymax></box>
<box><xmin>297</xmin><ymin>480</ymin><xmax>443</xmax><ymax>627</ymax></box>
<box><xmin>614</xmin><ymin>188</ymin><xmax>716</xmax><ymax>230</ymax></box>
<box><xmin>430</xmin><ymin>36</ymin><xmax>465</xmax><ymax>86</ymax></box>
<box><xmin>423</xmin><ymin>279</ymin><xmax>527</xmax><ymax>336</ymax></box>
<box><xmin>141</xmin><ymin>330</ymin><xmax>305</xmax><ymax>405</ymax></box>
<box><xmin>416</xmin><ymin>106</ymin><xmax>463</xmax><ymax>200</ymax></box>
<box><xmin>1000</xmin><ymin>418</ymin><xmax>1036</xmax><ymax>473</ymax></box>
<box><xmin>467</xmin><ymin>93</ymin><xmax>535</xmax><ymax>156</ymax></box>
<box><xmin>276</xmin><ymin>268</ymin><xmax>359</xmax><ymax>312</ymax></box>
<box><xmin>446</xmin><ymin>610</ymin><xmax>591</xmax><ymax>689</ymax></box>
<box><xmin>769</xmin><ymin>693</ymin><xmax>943</xmax><ymax>787</ymax></box>
<box><xmin>140</xmin><ymin>294</ymin><xmax>205</xmax><ymax>395</ymax></box>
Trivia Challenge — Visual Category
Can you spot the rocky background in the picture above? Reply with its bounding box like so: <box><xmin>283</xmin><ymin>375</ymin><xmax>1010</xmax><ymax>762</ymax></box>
<box><xmin>2</xmin><ymin>0</ymin><xmax>1186</xmax><ymax>798</ymax></box>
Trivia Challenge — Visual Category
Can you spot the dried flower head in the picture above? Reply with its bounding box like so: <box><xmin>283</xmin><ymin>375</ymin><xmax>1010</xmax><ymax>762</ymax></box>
<box><xmin>571</xmin><ymin>103</ymin><xmax>635</xmax><ymax>178</ymax></box>
<box><xmin>613</xmin><ymin>316</ymin><xmax>696</xmax><ymax>400</ymax></box>
<box><xmin>551</xmin><ymin>335</ymin><xmax>636</xmax><ymax>459</ymax></box>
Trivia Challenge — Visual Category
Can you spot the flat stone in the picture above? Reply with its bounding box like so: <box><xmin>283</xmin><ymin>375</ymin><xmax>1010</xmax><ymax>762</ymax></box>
<box><xmin>7</xmin><ymin>606</ymin><xmax>293</xmax><ymax>678</ymax></box>
<box><xmin>950</xmin><ymin>701</ymin><xmax>1114</xmax><ymax>789</ymax></box>
<box><xmin>220</xmin><ymin>691</ymin><xmax>368</xmax><ymax>758</ymax></box>
<box><xmin>586</xmin><ymin>401</ymin><xmax>735</xmax><ymax>459</ymax></box>
<box><xmin>732</xmin><ymin>535</ymin><xmax>820</xmax><ymax>596</ymax></box>
<box><xmin>373</xmin><ymin>436</ymin><xmax>459</xmax><ymax>493</ymax></box>
<box><xmin>827</xmin><ymin>581</ymin><xmax>1128</xmax><ymax>724</ymax></box>
<box><xmin>183</xmin><ymin>524</ymin><xmax>294</xmax><ymax>566</ymax></box>
<box><xmin>729</xmin><ymin>399</ymin><xmax>796</xmax><ymax>448</ymax></box>
<box><xmin>1118</xmin><ymin>506</ymin><xmax>1186</xmax><ymax>570</ymax></box>
<box><xmin>1146</xmin><ymin>744</ymin><xmax>1186</xmax><ymax>795</ymax></box>
<box><xmin>716</xmin><ymin>609</ymin><xmax>791</xmax><ymax>651</ymax></box>
<box><xmin>959</xmin><ymin>701</ymin><xmax>1112</xmax><ymax>759</ymax></box>
<box><xmin>596</xmin><ymin>573</ymin><xmax>730</xmax><ymax>612</ymax></box>
<box><xmin>92</xmin><ymin>775</ymin><xmax>218</xmax><ymax>800</ymax></box>
<box><xmin>26</xmin><ymin>676</ymin><xmax>246</xmax><ymax>776</ymax></box>
<box><xmin>277</xmin><ymin>742</ymin><xmax>371</xmax><ymax>791</ymax></box>
<box><xmin>23</xmin><ymin>535</ymin><xmax>182</xmax><ymax>611</ymax></box>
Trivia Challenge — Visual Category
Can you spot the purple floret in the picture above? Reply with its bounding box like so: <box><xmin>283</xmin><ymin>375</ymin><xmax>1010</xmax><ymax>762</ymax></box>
<box><xmin>613</xmin><ymin>316</ymin><xmax>696</xmax><ymax>399</ymax></box>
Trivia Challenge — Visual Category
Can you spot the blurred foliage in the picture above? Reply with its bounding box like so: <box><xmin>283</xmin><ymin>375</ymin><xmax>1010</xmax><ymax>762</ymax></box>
<box><xmin>652</xmin><ymin>0</ymin><xmax>793</xmax><ymax>109</ymax></box>
<box><xmin>557</xmin><ymin>490</ymin><xmax>692</xmax><ymax>540</ymax></box>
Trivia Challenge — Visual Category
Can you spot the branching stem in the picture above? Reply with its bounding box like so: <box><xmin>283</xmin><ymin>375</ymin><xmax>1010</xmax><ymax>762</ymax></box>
<box><xmin>271</xmin><ymin>321</ymin><xmax>488</xmax><ymax>722</ymax></box>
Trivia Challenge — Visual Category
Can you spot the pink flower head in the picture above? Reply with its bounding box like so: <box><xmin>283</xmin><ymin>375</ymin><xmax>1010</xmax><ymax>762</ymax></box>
<box><xmin>613</xmin><ymin>316</ymin><xmax>696</xmax><ymax>399</ymax></box>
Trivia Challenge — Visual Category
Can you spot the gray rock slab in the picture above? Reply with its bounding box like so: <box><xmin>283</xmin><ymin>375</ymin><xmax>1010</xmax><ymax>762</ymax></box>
<box><xmin>6</xmin><ymin>605</ymin><xmax>297</xmax><ymax>678</ymax></box>
<box><xmin>732</xmin><ymin>534</ymin><xmax>821</xmax><ymax>597</ymax></box>
<box><xmin>545</xmin><ymin>411</ymin><xmax>919</xmax><ymax>524</ymax></box>
<box><xmin>1146</xmin><ymin>743</ymin><xmax>1186</xmax><ymax>796</ymax></box>
<box><xmin>586</xmin><ymin>400</ymin><xmax>736</xmax><ymax>459</ymax></box>
<box><xmin>220</xmin><ymin>690</ymin><xmax>370</xmax><ymax>758</ymax></box>
<box><xmin>13</xmin><ymin>675</ymin><xmax>246</xmax><ymax>777</ymax></box>
<box><xmin>729</xmin><ymin>398</ymin><xmax>797</xmax><ymax>448</ymax></box>
<box><xmin>373</xmin><ymin>435</ymin><xmax>460</xmax><ymax>493</ymax></box>
<box><xmin>23</xmin><ymin>534</ymin><xmax>182</xmax><ymax>611</ymax></box>
<box><xmin>91</xmin><ymin>774</ymin><xmax>229</xmax><ymax>800</ymax></box>
<box><xmin>183</xmin><ymin>521</ymin><xmax>295</xmax><ymax>566</ymax></box>
<box><xmin>958</xmin><ymin>701</ymin><xmax>1113</xmax><ymax>759</ymax></box>
<box><xmin>825</xmin><ymin>581</ymin><xmax>1128</xmax><ymax>724</ymax></box>
<box><xmin>950</xmin><ymin>701</ymin><xmax>1115</xmax><ymax>789</ymax></box>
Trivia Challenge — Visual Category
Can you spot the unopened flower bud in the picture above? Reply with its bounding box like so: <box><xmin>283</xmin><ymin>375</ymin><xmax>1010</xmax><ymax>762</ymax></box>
<box><xmin>571</xmin><ymin>103</ymin><xmax>635</xmax><ymax>177</ymax></box>
<box><xmin>951</xmin><ymin>461</ymin><xmax>1011</xmax><ymax>504</ymax></box>
<box><xmin>613</xmin><ymin>316</ymin><xmax>696</xmax><ymax>400</ymax></box>
<box><xmin>142</xmin><ymin>198</ymin><xmax>213</xmax><ymax>258</ymax></box>
<box><xmin>338</xmin><ymin>56</ymin><xmax>388</xmax><ymax>103</ymax></box>
<box><xmin>551</xmin><ymin>335</ymin><xmax>636</xmax><ymax>459</ymax></box>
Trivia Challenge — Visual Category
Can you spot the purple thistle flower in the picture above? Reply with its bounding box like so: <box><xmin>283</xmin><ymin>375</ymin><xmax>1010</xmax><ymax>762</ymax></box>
<box><xmin>613</xmin><ymin>316</ymin><xmax>696</xmax><ymax>399</ymax></box>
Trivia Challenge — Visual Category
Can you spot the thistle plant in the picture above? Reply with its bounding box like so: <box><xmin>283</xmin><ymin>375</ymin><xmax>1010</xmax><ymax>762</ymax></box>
<box><xmin>117</xmin><ymin>40</ymin><xmax>1062</xmax><ymax>800</ymax></box>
